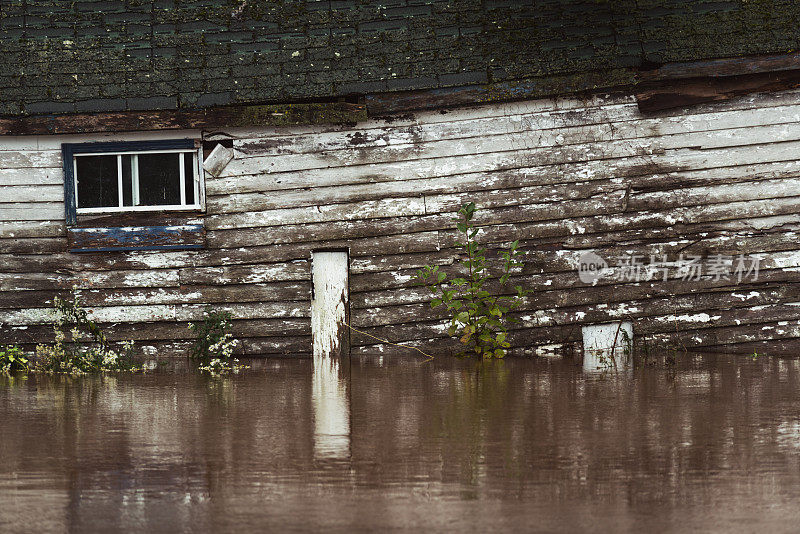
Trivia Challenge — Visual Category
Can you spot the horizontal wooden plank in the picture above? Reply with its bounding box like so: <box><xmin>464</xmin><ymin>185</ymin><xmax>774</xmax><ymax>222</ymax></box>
<box><xmin>643</xmin><ymin>320</ymin><xmax>800</xmax><ymax>349</ymax></box>
<box><xmin>0</xmin><ymin>318</ymin><xmax>310</xmax><ymax>345</ymax></box>
<box><xmin>0</xmin><ymin>282</ymin><xmax>310</xmax><ymax>309</ymax></box>
<box><xmin>0</xmin><ymin>301</ymin><xmax>311</xmax><ymax>326</ymax></box>
<box><xmin>628</xmin><ymin>177</ymin><xmax>800</xmax><ymax>212</ymax></box>
<box><xmin>18</xmin><ymin>337</ymin><xmax>312</xmax><ymax>358</ymax></box>
<box><xmin>180</xmin><ymin>260</ymin><xmax>310</xmax><ymax>285</ymax></box>
<box><xmin>0</xmin><ymin>150</ymin><xmax>60</xmax><ymax>169</ymax></box>
<box><xmin>0</xmin><ymin>167</ymin><xmax>62</xmax><ymax>186</ymax></box>
<box><xmin>0</xmin><ymin>237</ymin><xmax>65</xmax><ymax>254</ymax></box>
<box><xmin>640</xmin><ymin>53</ymin><xmax>800</xmax><ymax>82</ymax></box>
<box><xmin>0</xmin><ymin>231</ymin><xmax>441</xmax><ymax>273</ymax></box>
<box><xmin>0</xmin><ymin>185</ymin><xmax>63</xmax><ymax>204</ymax></box>
<box><xmin>637</xmin><ymin>69</ymin><xmax>800</xmax><ymax>113</ymax></box>
<box><xmin>350</xmin><ymin>336</ymin><xmax>459</xmax><ymax>358</ymax></box>
<box><xmin>73</xmin><ymin>212</ymin><xmax>204</xmax><ymax>229</ymax></box>
<box><xmin>0</xmin><ymin>103</ymin><xmax>366</xmax><ymax>136</ymax></box>
<box><xmin>7</xmin><ymin>338</ymin><xmax>311</xmax><ymax>358</ymax></box>
<box><xmin>68</xmin><ymin>224</ymin><xmax>206</xmax><ymax>252</ymax></box>
<box><xmin>206</xmin><ymin>196</ymin><xmax>427</xmax><ymax>231</ymax></box>
<box><xmin>0</xmin><ymin>222</ymin><xmax>67</xmax><ymax>239</ymax></box>
<box><xmin>206</xmin><ymin>221</ymin><xmax>443</xmax><ymax>250</ymax></box>
<box><xmin>612</xmin><ymin>103</ymin><xmax>800</xmax><ymax>140</ymax></box>
<box><xmin>0</xmin><ymin>269</ymin><xmax>180</xmax><ymax>291</ymax></box>
<box><xmin>0</xmin><ymin>203</ymin><xmax>62</xmax><ymax>222</ymax></box>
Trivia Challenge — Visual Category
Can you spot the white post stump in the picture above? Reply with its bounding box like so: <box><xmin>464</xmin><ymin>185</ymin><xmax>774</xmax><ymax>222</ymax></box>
<box><xmin>311</xmin><ymin>251</ymin><xmax>351</xmax><ymax>459</ymax></box>
<box><xmin>582</xmin><ymin>321</ymin><xmax>633</xmax><ymax>371</ymax></box>
<box><xmin>312</xmin><ymin>251</ymin><xmax>350</xmax><ymax>360</ymax></box>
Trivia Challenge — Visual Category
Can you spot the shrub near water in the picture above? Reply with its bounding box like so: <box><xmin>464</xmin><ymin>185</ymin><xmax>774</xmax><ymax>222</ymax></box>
<box><xmin>189</xmin><ymin>308</ymin><xmax>245</xmax><ymax>374</ymax></box>
<box><xmin>418</xmin><ymin>203</ymin><xmax>529</xmax><ymax>358</ymax></box>
<box><xmin>34</xmin><ymin>290</ymin><xmax>137</xmax><ymax>375</ymax></box>
<box><xmin>0</xmin><ymin>345</ymin><xmax>29</xmax><ymax>374</ymax></box>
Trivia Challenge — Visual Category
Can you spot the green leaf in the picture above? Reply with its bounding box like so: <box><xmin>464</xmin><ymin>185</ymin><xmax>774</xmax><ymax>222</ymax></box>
<box><xmin>431</xmin><ymin>298</ymin><xmax>442</xmax><ymax>308</ymax></box>
<box><xmin>456</xmin><ymin>222</ymin><xmax>467</xmax><ymax>233</ymax></box>
<box><xmin>463</xmin><ymin>202</ymin><xmax>476</xmax><ymax>219</ymax></box>
<box><xmin>437</xmin><ymin>272</ymin><xmax>446</xmax><ymax>283</ymax></box>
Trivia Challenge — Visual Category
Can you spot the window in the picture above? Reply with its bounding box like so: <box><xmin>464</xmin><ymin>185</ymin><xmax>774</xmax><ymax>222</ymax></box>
<box><xmin>62</xmin><ymin>139</ymin><xmax>203</xmax><ymax>224</ymax></box>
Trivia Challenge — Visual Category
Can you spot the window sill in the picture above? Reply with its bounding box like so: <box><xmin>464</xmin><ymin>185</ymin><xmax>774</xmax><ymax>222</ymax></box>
<box><xmin>67</xmin><ymin>211</ymin><xmax>205</xmax><ymax>253</ymax></box>
<box><xmin>76</xmin><ymin>205</ymin><xmax>203</xmax><ymax>215</ymax></box>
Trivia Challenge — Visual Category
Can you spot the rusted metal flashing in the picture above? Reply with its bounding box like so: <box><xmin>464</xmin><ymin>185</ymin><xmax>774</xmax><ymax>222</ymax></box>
<box><xmin>0</xmin><ymin>103</ymin><xmax>366</xmax><ymax>136</ymax></box>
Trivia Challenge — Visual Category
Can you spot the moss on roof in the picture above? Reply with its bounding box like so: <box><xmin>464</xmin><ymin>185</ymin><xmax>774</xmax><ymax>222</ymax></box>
<box><xmin>0</xmin><ymin>0</ymin><xmax>798</xmax><ymax>117</ymax></box>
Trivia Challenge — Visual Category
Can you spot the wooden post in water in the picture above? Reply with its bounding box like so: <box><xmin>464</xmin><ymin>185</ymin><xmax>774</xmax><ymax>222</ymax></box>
<box><xmin>582</xmin><ymin>321</ymin><xmax>633</xmax><ymax>371</ymax></box>
<box><xmin>311</xmin><ymin>250</ymin><xmax>350</xmax><ymax>362</ymax></box>
<box><xmin>311</xmin><ymin>250</ymin><xmax>351</xmax><ymax>459</ymax></box>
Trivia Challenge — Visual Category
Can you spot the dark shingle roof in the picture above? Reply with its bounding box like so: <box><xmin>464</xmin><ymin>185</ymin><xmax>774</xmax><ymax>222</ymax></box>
<box><xmin>1</xmin><ymin>0</ymin><xmax>798</xmax><ymax>117</ymax></box>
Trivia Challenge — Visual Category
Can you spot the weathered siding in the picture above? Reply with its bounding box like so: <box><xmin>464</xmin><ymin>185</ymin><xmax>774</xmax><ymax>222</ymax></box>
<box><xmin>3</xmin><ymin>90</ymin><xmax>800</xmax><ymax>357</ymax></box>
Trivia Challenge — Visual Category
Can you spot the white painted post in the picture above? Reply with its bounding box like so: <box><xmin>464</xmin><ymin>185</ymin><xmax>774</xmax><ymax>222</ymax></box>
<box><xmin>311</xmin><ymin>251</ymin><xmax>351</xmax><ymax>459</ymax></box>
<box><xmin>312</xmin><ymin>251</ymin><xmax>350</xmax><ymax>360</ymax></box>
<box><xmin>581</xmin><ymin>321</ymin><xmax>633</xmax><ymax>371</ymax></box>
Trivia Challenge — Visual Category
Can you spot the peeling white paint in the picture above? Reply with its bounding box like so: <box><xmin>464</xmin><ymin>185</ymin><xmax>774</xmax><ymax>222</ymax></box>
<box><xmin>657</xmin><ymin>313</ymin><xmax>718</xmax><ymax>323</ymax></box>
<box><xmin>312</xmin><ymin>251</ymin><xmax>349</xmax><ymax>359</ymax></box>
<box><xmin>732</xmin><ymin>292</ymin><xmax>761</xmax><ymax>301</ymax></box>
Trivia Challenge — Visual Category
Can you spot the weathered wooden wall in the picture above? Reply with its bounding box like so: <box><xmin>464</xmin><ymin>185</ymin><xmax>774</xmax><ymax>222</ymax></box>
<box><xmin>3</xmin><ymin>89</ymin><xmax>800</xmax><ymax>357</ymax></box>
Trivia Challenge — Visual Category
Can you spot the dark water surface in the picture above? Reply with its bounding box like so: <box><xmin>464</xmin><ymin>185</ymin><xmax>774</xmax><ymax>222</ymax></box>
<box><xmin>2</xmin><ymin>355</ymin><xmax>800</xmax><ymax>533</ymax></box>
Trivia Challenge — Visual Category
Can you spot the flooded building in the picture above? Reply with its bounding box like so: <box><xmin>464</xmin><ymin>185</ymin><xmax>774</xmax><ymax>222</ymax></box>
<box><xmin>2</xmin><ymin>1</ymin><xmax>800</xmax><ymax>357</ymax></box>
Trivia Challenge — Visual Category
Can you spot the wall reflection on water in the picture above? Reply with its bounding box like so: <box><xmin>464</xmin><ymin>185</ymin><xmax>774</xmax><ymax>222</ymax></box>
<box><xmin>1</xmin><ymin>355</ymin><xmax>800</xmax><ymax>532</ymax></box>
<box><xmin>312</xmin><ymin>356</ymin><xmax>350</xmax><ymax>460</ymax></box>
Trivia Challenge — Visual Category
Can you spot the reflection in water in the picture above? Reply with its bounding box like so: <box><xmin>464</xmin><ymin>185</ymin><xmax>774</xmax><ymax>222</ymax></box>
<box><xmin>312</xmin><ymin>356</ymin><xmax>350</xmax><ymax>460</ymax></box>
<box><xmin>1</xmin><ymin>355</ymin><xmax>800</xmax><ymax>532</ymax></box>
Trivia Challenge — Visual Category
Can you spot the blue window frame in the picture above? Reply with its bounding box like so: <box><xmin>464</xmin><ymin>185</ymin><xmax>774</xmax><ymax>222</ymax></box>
<box><xmin>62</xmin><ymin>139</ymin><xmax>202</xmax><ymax>225</ymax></box>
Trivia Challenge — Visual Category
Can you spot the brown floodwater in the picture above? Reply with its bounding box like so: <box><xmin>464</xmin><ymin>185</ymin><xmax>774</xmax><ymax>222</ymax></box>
<box><xmin>1</xmin><ymin>355</ymin><xmax>799</xmax><ymax>533</ymax></box>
